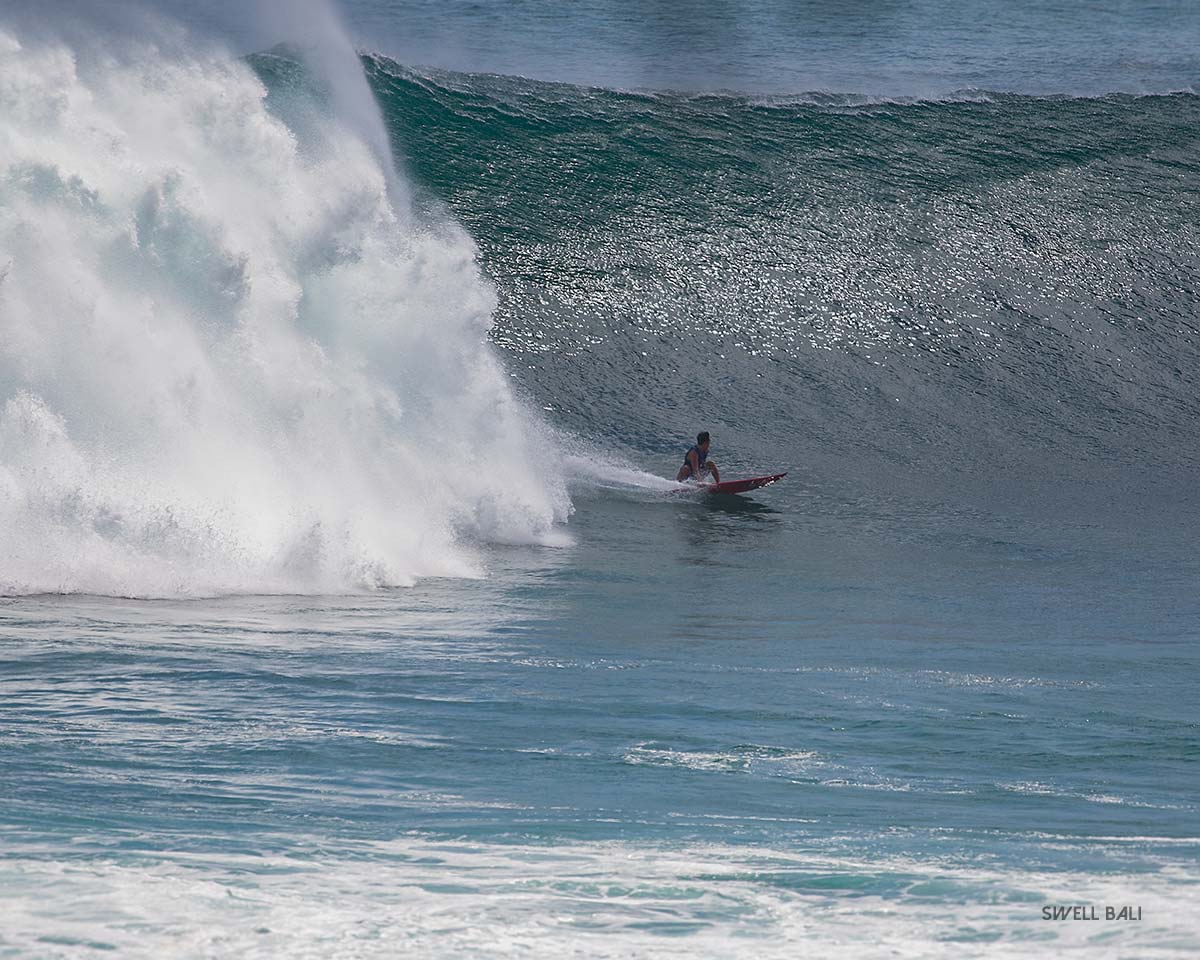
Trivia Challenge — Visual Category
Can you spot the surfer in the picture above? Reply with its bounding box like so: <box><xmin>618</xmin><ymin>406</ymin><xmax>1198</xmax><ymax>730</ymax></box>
<box><xmin>676</xmin><ymin>431</ymin><xmax>721</xmax><ymax>484</ymax></box>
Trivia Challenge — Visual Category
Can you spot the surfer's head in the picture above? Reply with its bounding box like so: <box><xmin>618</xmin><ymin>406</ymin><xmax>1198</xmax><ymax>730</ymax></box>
<box><xmin>697</xmin><ymin>431</ymin><xmax>710</xmax><ymax>451</ymax></box>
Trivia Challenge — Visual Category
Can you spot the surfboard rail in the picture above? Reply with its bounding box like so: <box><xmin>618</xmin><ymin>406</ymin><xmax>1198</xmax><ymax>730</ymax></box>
<box><xmin>703</xmin><ymin>472</ymin><xmax>787</xmax><ymax>494</ymax></box>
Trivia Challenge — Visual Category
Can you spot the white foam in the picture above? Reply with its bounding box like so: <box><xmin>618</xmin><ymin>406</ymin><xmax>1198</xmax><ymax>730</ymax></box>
<box><xmin>561</xmin><ymin>452</ymin><xmax>683</xmax><ymax>494</ymax></box>
<box><xmin>0</xmin><ymin>21</ymin><xmax>570</xmax><ymax>597</ymax></box>
<box><xmin>624</xmin><ymin>742</ymin><xmax>821</xmax><ymax>775</ymax></box>
<box><xmin>1</xmin><ymin>835</ymin><xmax>1196</xmax><ymax>958</ymax></box>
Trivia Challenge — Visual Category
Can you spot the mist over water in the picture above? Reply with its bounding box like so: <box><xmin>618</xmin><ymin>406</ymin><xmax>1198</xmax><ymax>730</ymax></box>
<box><xmin>254</xmin><ymin>0</ymin><xmax>406</xmax><ymax>203</ymax></box>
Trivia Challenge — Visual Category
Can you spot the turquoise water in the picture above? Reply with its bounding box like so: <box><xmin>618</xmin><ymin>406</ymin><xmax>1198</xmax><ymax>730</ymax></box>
<box><xmin>3</xmin><ymin>2</ymin><xmax>1200</xmax><ymax>957</ymax></box>
<box><xmin>3</xmin><ymin>491</ymin><xmax>1198</xmax><ymax>954</ymax></box>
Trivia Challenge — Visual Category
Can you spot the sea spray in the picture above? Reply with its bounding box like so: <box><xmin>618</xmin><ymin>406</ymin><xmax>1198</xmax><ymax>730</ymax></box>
<box><xmin>0</xmin><ymin>26</ymin><xmax>570</xmax><ymax>596</ymax></box>
<box><xmin>250</xmin><ymin>0</ymin><xmax>407</xmax><ymax>207</ymax></box>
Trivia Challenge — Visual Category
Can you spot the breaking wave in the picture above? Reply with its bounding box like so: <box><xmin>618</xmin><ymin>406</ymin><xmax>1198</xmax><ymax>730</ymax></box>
<box><xmin>0</xmin><ymin>25</ymin><xmax>570</xmax><ymax>596</ymax></box>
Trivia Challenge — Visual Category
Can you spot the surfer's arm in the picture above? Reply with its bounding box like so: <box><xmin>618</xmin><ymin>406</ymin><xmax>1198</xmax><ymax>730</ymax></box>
<box><xmin>707</xmin><ymin>460</ymin><xmax>720</xmax><ymax>483</ymax></box>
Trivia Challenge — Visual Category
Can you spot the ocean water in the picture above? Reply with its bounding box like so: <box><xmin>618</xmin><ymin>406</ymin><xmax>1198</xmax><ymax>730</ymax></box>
<box><xmin>2</xmin><ymin>2</ymin><xmax>1199</xmax><ymax>957</ymax></box>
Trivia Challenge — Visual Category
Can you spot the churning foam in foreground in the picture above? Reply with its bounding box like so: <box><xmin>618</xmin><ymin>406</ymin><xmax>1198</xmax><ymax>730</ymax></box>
<box><xmin>0</xmin><ymin>26</ymin><xmax>570</xmax><ymax>597</ymax></box>
<box><xmin>2</xmin><ymin>835</ymin><xmax>1198</xmax><ymax>958</ymax></box>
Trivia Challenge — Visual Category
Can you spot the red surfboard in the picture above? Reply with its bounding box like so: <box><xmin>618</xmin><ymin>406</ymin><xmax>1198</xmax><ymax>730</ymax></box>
<box><xmin>704</xmin><ymin>472</ymin><xmax>786</xmax><ymax>494</ymax></box>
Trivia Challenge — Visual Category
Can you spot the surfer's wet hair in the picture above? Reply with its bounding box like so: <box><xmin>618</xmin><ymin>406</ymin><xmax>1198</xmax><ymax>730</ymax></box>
<box><xmin>697</xmin><ymin>431</ymin><xmax>710</xmax><ymax>445</ymax></box>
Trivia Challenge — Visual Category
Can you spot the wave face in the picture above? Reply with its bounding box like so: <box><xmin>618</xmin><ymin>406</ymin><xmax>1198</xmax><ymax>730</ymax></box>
<box><xmin>3</xmin><ymin>27</ymin><xmax>1197</xmax><ymax>597</ymax></box>
<box><xmin>363</xmin><ymin>59</ymin><xmax>1200</xmax><ymax>496</ymax></box>
<box><xmin>0</xmin><ymin>31</ymin><xmax>569</xmax><ymax>597</ymax></box>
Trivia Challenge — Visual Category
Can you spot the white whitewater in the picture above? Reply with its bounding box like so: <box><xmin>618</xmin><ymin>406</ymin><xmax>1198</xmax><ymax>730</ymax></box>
<box><xmin>0</xmin><ymin>23</ymin><xmax>570</xmax><ymax>597</ymax></box>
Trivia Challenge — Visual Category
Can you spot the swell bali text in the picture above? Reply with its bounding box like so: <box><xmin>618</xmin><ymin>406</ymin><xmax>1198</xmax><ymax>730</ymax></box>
<box><xmin>1042</xmin><ymin>905</ymin><xmax>1142</xmax><ymax>921</ymax></box>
